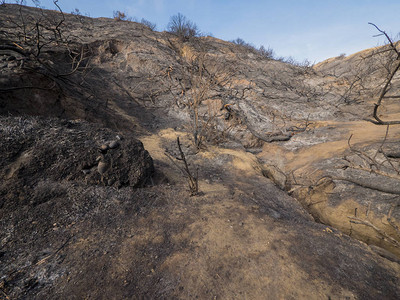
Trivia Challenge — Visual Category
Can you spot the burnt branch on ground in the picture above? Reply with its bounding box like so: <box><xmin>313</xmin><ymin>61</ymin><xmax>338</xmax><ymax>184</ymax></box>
<box><xmin>348</xmin><ymin>215</ymin><xmax>400</xmax><ymax>248</ymax></box>
<box><xmin>343</xmin><ymin>131</ymin><xmax>400</xmax><ymax>178</ymax></box>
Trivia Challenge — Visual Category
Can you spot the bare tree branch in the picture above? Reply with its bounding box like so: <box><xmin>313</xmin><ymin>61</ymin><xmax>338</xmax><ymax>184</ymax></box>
<box><xmin>367</xmin><ymin>23</ymin><xmax>400</xmax><ymax>125</ymax></box>
<box><xmin>165</xmin><ymin>137</ymin><xmax>199</xmax><ymax>196</ymax></box>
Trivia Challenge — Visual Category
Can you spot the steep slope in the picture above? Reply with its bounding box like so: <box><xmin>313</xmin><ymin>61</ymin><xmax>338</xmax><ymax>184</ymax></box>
<box><xmin>1</xmin><ymin>4</ymin><xmax>400</xmax><ymax>299</ymax></box>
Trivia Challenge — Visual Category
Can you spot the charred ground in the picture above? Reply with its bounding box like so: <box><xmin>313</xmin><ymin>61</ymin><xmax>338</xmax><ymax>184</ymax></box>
<box><xmin>1</xmin><ymin>4</ymin><xmax>400</xmax><ymax>299</ymax></box>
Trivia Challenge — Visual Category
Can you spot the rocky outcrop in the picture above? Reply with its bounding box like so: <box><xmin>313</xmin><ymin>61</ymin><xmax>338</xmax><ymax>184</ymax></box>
<box><xmin>0</xmin><ymin>116</ymin><xmax>154</xmax><ymax>208</ymax></box>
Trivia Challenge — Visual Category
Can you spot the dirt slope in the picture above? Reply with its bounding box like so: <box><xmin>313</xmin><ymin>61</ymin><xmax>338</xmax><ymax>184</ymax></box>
<box><xmin>1</xmin><ymin>4</ymin><xmax>400</xmax><ymax>299</ymax></box>
<box><xmin>1</xmin><ymin>116</ymin><xmax>400</xmax><ymax>299</ymax></box>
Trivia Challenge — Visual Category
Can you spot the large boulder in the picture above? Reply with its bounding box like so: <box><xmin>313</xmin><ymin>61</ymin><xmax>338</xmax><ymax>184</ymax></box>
<box><xmin>0</xmin><ymin>116</ymin><xmax>154</xmax><ymax>208</ymax></box>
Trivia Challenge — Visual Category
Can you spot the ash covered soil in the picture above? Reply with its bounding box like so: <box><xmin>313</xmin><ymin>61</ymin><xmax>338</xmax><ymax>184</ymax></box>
<box><xmin>1</xmin><ymin>4</ymin><xmax>400</xmax><ymax>299</ymax></box>
<box><xmin>1</xmin><ymin>116</ymin><xmax>399</xmax><ymax>300</ymax></box>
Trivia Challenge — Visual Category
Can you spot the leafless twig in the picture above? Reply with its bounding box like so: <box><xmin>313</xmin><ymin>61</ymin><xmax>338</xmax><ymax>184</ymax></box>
<box><xmin>366</xmin><ymin>23</ymin><xmax>400</xmax><ymax>125</ymax></box>
<box><xmin>348</xmin><ymin>216</ymin><xmax>400</xmax><ymax>248</ymax></box>
<box><xmin>165</xmin><ymin>137</ymin><xmax>199</xmax><ymax>196</ymax></box>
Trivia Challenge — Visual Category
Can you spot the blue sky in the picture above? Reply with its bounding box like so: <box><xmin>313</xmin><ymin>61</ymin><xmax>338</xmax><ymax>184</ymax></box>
<box><xmin>21</xmin><ymin>0</ymin><xmax>400</xmax><ymax>63</ymax></box>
